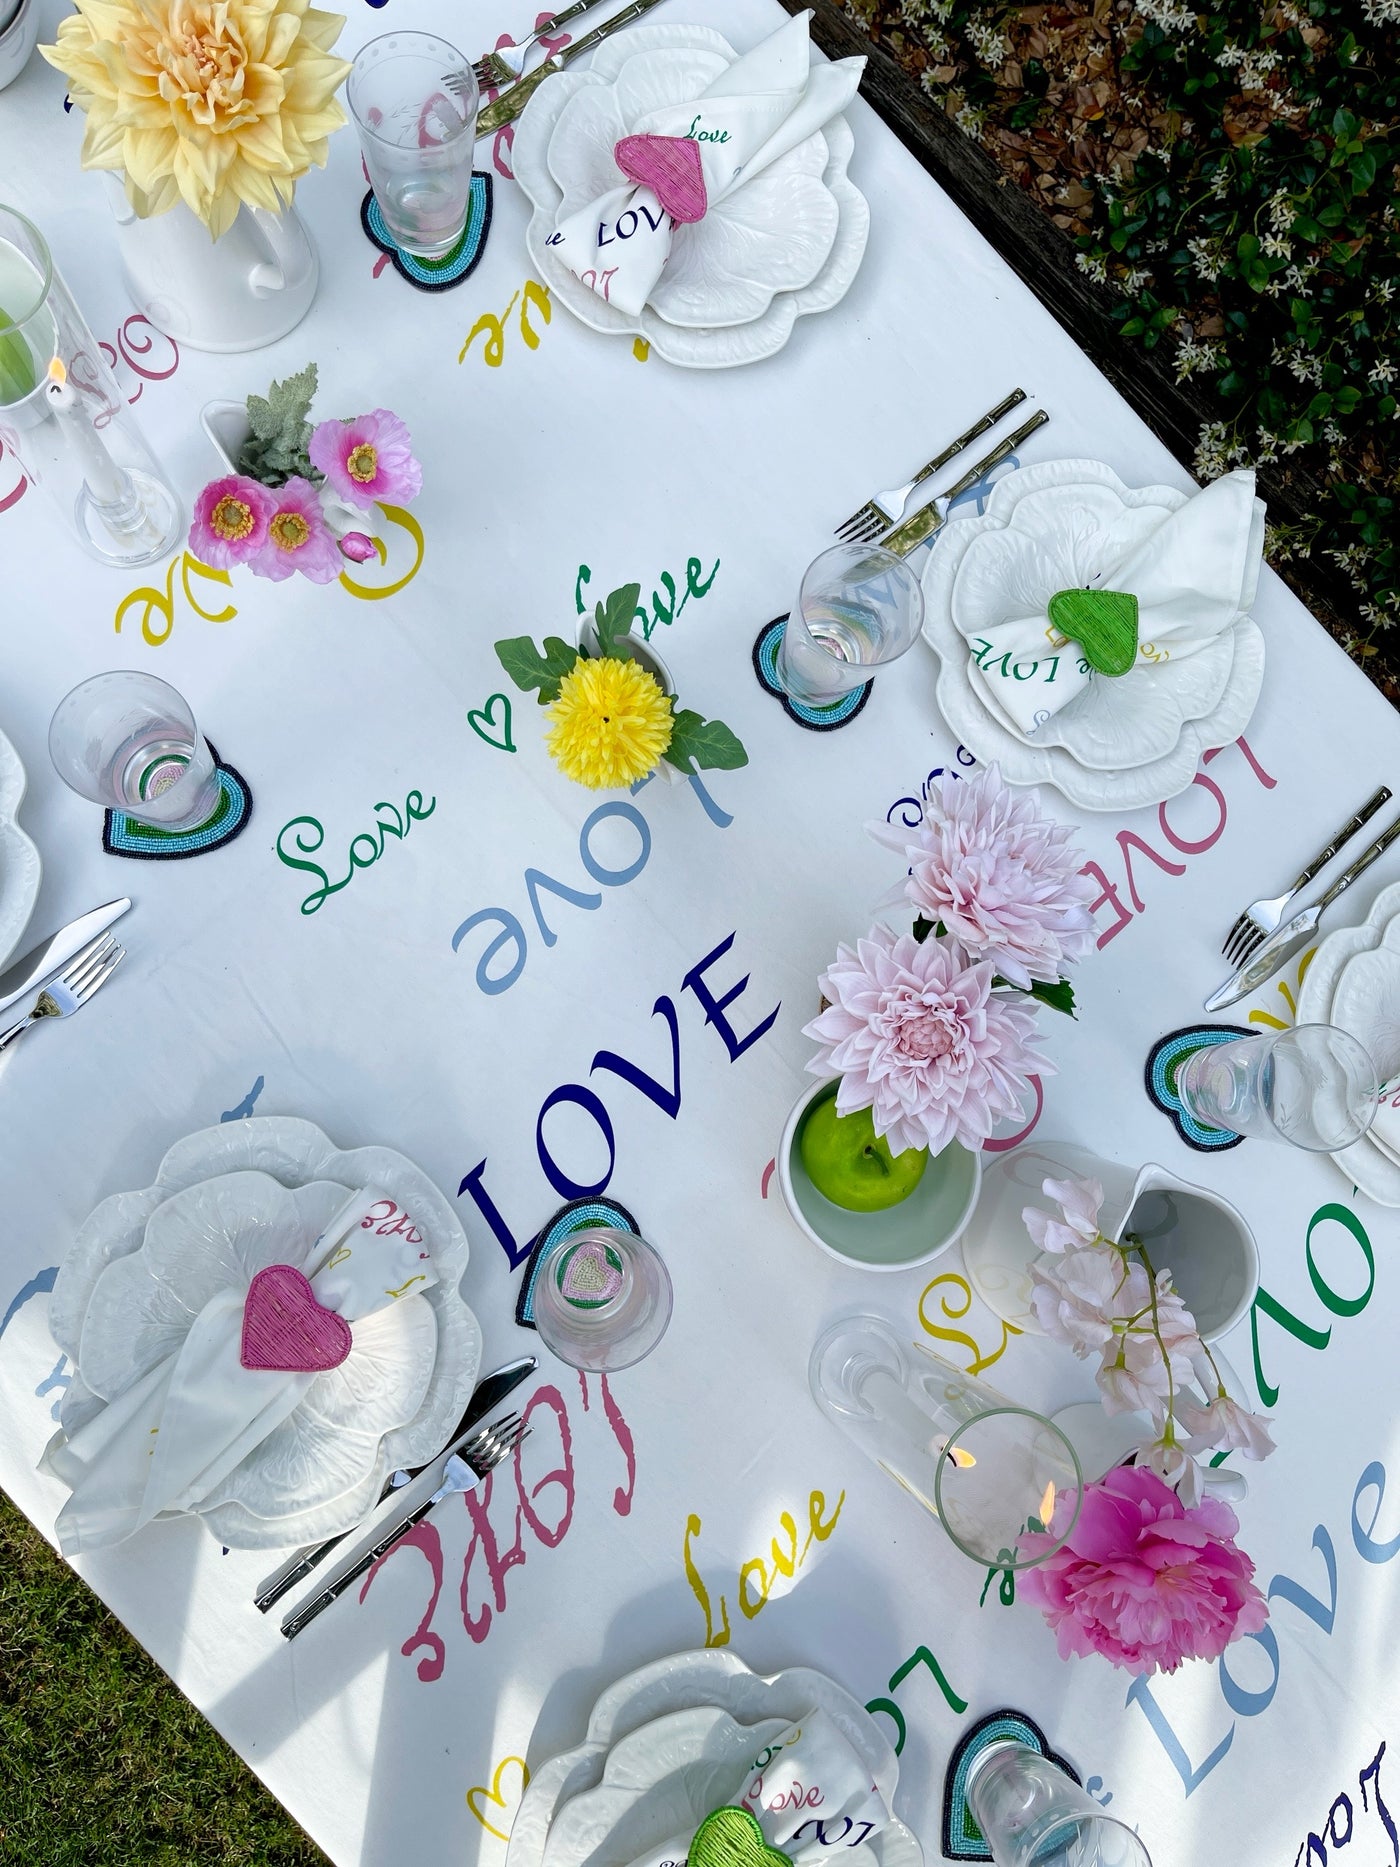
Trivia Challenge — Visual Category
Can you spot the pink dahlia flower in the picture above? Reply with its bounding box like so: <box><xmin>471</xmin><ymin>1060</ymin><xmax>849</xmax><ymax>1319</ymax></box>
<box><xmin>1018</xmin><ymin>1465</ymin><xmax>1269</xmax><ymax>1676</ymax></box>
<box><xmin>872</xmin><ymin>763</ymin><xmax>1096</xmax><ymax>989</ymax></box>
<box><xmin>803</xmin><ymin>926</ymin><xmax>1050</xmax><ymax>1157</ymax></box>
<box><xmin>189</xmin><ymin>474</ymin><xmax>275</xmax><ymax>570</ymax></box>
<box><xmin>256</xmin><ymin>477</ymin><xmax>344</xmax><ymax>584</ymax></box>
<box><xmin>309</xmin><ymin>410</ymin><xmax>422</xmax><ymax>510</ymax></box>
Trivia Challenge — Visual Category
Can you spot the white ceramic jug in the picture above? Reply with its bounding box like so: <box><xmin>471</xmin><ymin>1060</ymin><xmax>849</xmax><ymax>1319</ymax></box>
<box><xmin>104</xmin><ymin>180</ymin><xmax>319</xmax><ymax>353</ymax></box>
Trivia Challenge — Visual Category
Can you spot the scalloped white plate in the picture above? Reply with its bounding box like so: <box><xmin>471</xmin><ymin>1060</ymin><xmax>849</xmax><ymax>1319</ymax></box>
<box><xmin>0</xmin><ymin>724</ymin><xmax>41</xmax><ymax>968</ymax></box>
<box><xmin>508</xmin><ymin>1649</ymin><xmax>922</xmax><ymax>1867</ymax></box>
<box><xmin>922</xmin><ymin>460</ymin><xmax>1266</xmax><ymax>809</ymax></box>
<box><xmin>514</xmin><ymin>24</ymin><xmax>869</xmax><ymax>367</ymax></box>
<box><xmin>1296</xmin><ymin>880</ymin><xmax>1400</xmax><ymax>1206</ymax></box>
<box><xmin>49</xmin><ymin>1117</ymin><xmax>481</xmax><ymax>1547</ymax></box>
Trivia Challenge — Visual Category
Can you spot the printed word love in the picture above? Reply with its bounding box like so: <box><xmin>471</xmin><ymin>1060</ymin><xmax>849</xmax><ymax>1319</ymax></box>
<box><xmin>450</xmin><ymin>773</ymin><xmax>734</xmax><ymax>997</ymax></box>
<box><xmin>97</xmin><ymin>313</ymin><xmax>180</xmax><ymax>408</ymax></box>
<box><xmin>1248</xmin><ymin>1201</ymin><xmax>1374</xmax><ymax>1409</ymax></box>
<box><xmin>970</xmin><ymin>636</ymin><xmax>1090</xmax><ymax>687</ymax></box>
<box><xmin>863</xmin><ymin>1645</ymin><xmax>967</xmax><ymax>1759</ymax></box>
<box><xmin>791</xmin><ymin>1820</ymin><xmax>878</xmax><ymax>1851</ymax></box>
<box><xmin>276</xmin><ymin>789</ymin><xmax>436</xmax><ymax>915</ymax></box>
<box><xmin>1289</xmin><ymin>1742</ymin><xmax>1394</xmax><ymax>1867</ymax></box>
<box><xmin>575</xmin><ymin>554</ymin><xmax>720</xmax><ymax>641</ymax></box>
<box><xmin>360</xmin><ymin>1373</ymin><xmax>634</xmax><ymax>1679</ymax></box>
<box><xmin>457</xmin><ymin>927</ymin><xmax>779</xmax><ymax>1268</ymax></box>
<box><xmin>459</xmin><ymin>280</ymin><xmax>551</xmax><ymax>369</ymax></box>
<box><xmin>683</xmin><ymin>1489</ymin><xmax>844</xmax><ymax>1647</ymax></box>
<box><xmin>685</xmin><ymin>112</ymin><xmax>731</xmax><ymax>143</ymax></box>
<box><xmin>360</xmin><ymin>1198</ymin><xmax>424</xmax><ymax>1246</ymax></box>
<box><xmin>114</xmin><ymin>550</ymin><xmax>236</xmax><ymax>645</ymax></box>
<box><xmin>882</xmin><ymin>743</ymin><xmax>979</xmax><ymax>830</ymax></box>
<box><xmin>918</xmin><ymin>1272</ymin><xmax>1022</xmax><ymax>1378</ymax></box>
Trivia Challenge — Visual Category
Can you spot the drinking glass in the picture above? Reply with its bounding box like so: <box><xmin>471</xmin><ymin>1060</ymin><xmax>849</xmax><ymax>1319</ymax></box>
<box><xmin>0</xmin><ymin>205</ymin><xmax>181</xmax><ymax>566</ymax></box>
<box><xmin>1174</xmin><ymin>1023</ymin><xmax>1377</xmax><ymax>1151</ymax></box>
<box><xmin>966</xmin><ymin>1742</ymin><xmax>1152</xmax><ymax>1867</ymax></box>
<box><xmin>347</xmin><ymin>34</ymin><xmax>479</xmax><ymax>259</ymax></box>
<box><xmin>809</xmin><ymin>1314</ymin><xmax>1081</xmax><ymax>1568</ymax></box>
<box><xmin>530</xmin><ymin>1226</ymin><xmax>673</xmax><ymax>1372</ymax></box>
<box><xmin>777</xmin><ymin>544</ymin><xmax>926</xmax><ymax>708</ymax></box>
<box><xmin>49</xmin><ymin>672</ymin><xmax>222</xmax><ymax>830</ymax></box>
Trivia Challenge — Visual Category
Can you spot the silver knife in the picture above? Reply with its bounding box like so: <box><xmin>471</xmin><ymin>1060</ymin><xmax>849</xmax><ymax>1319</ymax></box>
<box><xmin>0</xmin><ymin>898</ymin><xmax>131</xmax><ymax>1015</ymax></box>
<box><xmin>254</xmin><ymin>1354</ymin><xmax>536</xmax><ymax>1612</ymax></box>
<box><xmin>476</xmin><ymin>0</ymin><xmax>670</xmax><ymax>136</ymax></box>
<box><xmin>883</xmin><ymin>411</ymin><xmax>1050</xmax><ymax>557</ymax></box>
<box><xmin>1204</xmin><ymin>812</ymin><xmax>1400</xmax><ymax>1011</ymax></box>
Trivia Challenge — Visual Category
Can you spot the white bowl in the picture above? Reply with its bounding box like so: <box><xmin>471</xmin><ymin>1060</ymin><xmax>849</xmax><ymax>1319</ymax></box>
<box><xmin>778</xmin><ymin>1078</ymin><xmax>982</xmax><ymax>1271</ymax></box>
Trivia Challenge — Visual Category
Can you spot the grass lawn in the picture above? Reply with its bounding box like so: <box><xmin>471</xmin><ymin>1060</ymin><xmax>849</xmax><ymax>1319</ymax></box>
<box><xmin>0</xmin><ymin>1489</ymin><xmax>326</xmax><ymax>1867</ymax></box>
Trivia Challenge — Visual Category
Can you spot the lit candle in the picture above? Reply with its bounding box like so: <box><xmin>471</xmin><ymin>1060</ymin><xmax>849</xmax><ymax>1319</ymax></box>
<box><xmin>45</xmin><ymin>356</ymin><xmax>129</xmax><ymax>508</ymax></box>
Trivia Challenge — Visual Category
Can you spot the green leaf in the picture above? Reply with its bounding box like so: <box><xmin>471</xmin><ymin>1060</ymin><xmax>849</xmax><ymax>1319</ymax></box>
<box><xmin>912</xmin><ymin>915</ymin><xmax>936</xmax><ymax>944</ymax></box>
<box><xmin>593</xmin><ymin>581</ymin><xmax>643</xmax><ymax>660</ymax></box>
<box><xmin>238</xmin><ymin>361</ymin><xmax>318</xmax><ymax>486</ymax></box>
<box><xmin>494</xmin><ymin>634</ymin><xmax>580</xmax><ymax>705</ymax></box>
<box><xmin>664</xmin><ymin>709</ymin><xmax>748</xmax><ymax>774</ymax></box>
<box><xmin>0</xmin><ymin>309</ymin><xmax>36</xmax><ymax>406</ymax></box>
<box><xmin>1028</xmin><ymin>977</ymin><xmax>1077</xmax><ymax>1018</ymax></box>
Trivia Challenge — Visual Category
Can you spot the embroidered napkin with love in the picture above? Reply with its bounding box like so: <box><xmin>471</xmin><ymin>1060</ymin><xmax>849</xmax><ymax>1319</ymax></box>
<box><xmin>43</xmin><ymin>1185</ymin><xmax>437</xmax><ymax>1555</ymax></box>
<box><xmin>956</xmin><ymin>467</ymin><xmax>1266</xmax><ymax>736</ymax></box>
<box><xmin>625</xmin><ymin>1711</ymin><xmax>896</xmax><ymax>1866</ymax></box>
<box><xmin>549</xmin><ymin>11</ymin><xmax>864</xmax><ymax>318</ymax></box>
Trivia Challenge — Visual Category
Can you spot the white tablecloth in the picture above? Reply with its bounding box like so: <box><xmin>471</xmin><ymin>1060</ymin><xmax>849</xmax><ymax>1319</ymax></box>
<box><xmin>0</xmin><ymin>1</ymin><xmax>1397</xmax><ymax>1862</ymax></box>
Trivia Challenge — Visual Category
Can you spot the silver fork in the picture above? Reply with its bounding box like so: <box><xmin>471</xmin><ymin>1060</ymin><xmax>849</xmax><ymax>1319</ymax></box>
<box><xmin>472</xmin><ymin>0</ymin><xmax>597</xmax><ymax>90</ymax></box>
<box><xmin>836</xmin><ymin>389</ymin><xmax>1027</xmax><ymax>543</ymax></box>
<box><xmin>1221</xmin><ymin>784</ymin><xmax>1392</xmax><ymax>965</ymax></box>
<box><xmin>0</xmin><ymin>932</ymin><xmax>125</xmax><ymax>1052</ymax></box>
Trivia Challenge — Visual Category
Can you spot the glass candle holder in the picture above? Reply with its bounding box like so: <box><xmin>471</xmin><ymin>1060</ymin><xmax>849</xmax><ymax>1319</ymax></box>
<box><xmin>1174</xmin><ymin>1023</ymin><xmax>1378</xmax><ymax>1151</ymax></box>
<box><xmin>777</xmin><ymin>544</ymin><xmax>926</xmax><ymax>708</ymax></box>
<box><xmin>966</xmin><ymin>1741</ymin><xmax>1153</xmax><ymax>1867</ymax></box>
<box><xmin>347</xmin><ymin>34</ymin><xmax>479</xmax><ymax>260</ymax></box>
<box><xmin>809</xmin><ymin>1313</ymin><xmax>1081</xmax><ymax>1568</ymax></box>
<box><xmin>0</xmin><ymin>204</ymin><xmax>181</xmax><ymax>567</ymax></box>
<box><xmin>530</xmin><ymin>1226</ymin><xmax>673</xmax><ymax>1373</ymax></box>
<box><xmin>49</xmin><ymin>672</ymin><xmax>222</xmax><ymax>830</ymax></box>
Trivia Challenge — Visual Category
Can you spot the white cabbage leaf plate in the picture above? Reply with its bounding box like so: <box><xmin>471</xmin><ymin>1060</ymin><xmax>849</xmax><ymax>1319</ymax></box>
<box><xmin>49</xmin><ymin>1117</ymin><xmax>481</xmax><ymax>1547</ymax></box>
<box><xmin>0</xmin><ymin>724</ymin><xmax>40</xmax><ymax>968</ymax></box>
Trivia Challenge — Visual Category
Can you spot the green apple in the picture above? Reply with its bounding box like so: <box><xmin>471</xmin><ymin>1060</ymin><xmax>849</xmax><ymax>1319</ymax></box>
<box><xmin>799</xmin><ymin>1097</ymin><xmax>928</xmax><ymax>1212</ymax></box>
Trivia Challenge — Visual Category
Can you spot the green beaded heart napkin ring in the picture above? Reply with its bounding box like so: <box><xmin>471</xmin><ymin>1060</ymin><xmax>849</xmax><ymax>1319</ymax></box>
<box><xmin>1046</xmin><ymin>588</ymin><xmax>1140</xmax><ymax>677</ymax></box>
<box><xmin>690</xmin><ymin>1807</ymin><xmax>789</xmax><ymax>1867</ymax></box>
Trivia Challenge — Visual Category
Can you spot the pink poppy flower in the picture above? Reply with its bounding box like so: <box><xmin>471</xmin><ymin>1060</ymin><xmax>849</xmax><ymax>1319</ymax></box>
<box><xmin>309</xmin><ymin>409</ymin><xmax>422</xmax><ymax>510</ymax></box>
<box><xmin>1018</xmin><ymin>1465</ymin><xmax>1269</xmax><ymax>1676</ymax></box>
<box><xmin>255</xmin><ymin>477</ymin><xmax>344</xmax><ymax>583</ymax></box>
<box><xmin>189</xmin><ymin>474</ymin><xmax>275</xmax><ymax>570</ymax></box>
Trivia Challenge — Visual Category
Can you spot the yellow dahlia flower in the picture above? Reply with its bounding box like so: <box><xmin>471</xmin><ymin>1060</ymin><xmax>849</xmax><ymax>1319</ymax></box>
<box><xmin>546</xmin><ymin>656</ymin><xmax>674</xmax><ymax>790</ymax></box>
<box><xmin>42</xmin><ymin>0</ymin><xmax>352</xmax><ymax>239</ymax></box>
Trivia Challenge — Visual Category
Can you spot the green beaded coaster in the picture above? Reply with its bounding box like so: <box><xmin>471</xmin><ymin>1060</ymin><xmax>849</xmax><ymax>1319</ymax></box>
<box><xmin>943</xmin><ymin>1709</ymin><xmax>1081</xmax><ymax>1860</ymax></box>
<box><xmin>690</xmin><ymin>1807</ymin><xmax>787</xmax><ymax>1867</ymax></box>
<box><xmin>1047</xmin><ymin>587</ymin><xmax>1139</xmax><ymax>677</ymax></box>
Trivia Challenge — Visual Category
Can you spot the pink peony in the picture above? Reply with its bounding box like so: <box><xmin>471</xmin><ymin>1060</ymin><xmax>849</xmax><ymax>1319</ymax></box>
<box><xmin>803</xmin><ymin>925</ymin><xmax>1050</xmax><ymax>1157</ymax></box>
<box><xmin>872</xmin><ymin>763</ymin><xmax>1096</xmax><ymax>989</ymax></box>
<box><xmin>1018</xmin><ymin>1465</ymin><xmax>1269</xmax><ymax>1676</ymax></box>
<box><xmin>189</xmin><ymin>474</ymin><xmax>276</xmax><ymax>570</ymax></box>
<box><xmin>255</xmin><ymin>477</ymin><xmax>345</xmax><ymax>583</ymax></box>
<box><xmin>309</xmin><ymin>409</ymin><xmax>422</xmax><ymax>509</ymax></box>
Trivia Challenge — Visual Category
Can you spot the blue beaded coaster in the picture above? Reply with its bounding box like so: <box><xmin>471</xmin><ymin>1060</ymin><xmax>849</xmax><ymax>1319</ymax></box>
<box><xmin>752</xmin><ymin>616</ymin><xmax>872</xmax><ymax>731</ymax></box>
<box><xmin>1145</xmin><ymin>1023</ymin><xmax>1253</xmax><ymax>1151</ymax></box>
<box><xmin>102</xmin><ymin>746</ymin><xmax>252</xmax><ymax>861</ymax></box>
<box><xmin>515</xmin><ymin>1195</ymin><xmax>640</xmax><ymax>1329</ymax></box>
<box><xmin>360</xmin><ymin>178</ymin><xmax>493</xmax><ymax>292</ymax></box>
<box><xmin>943</xmin><ymin>1709</ymin><xmax>1080</xmax><ymax>1861</ymax></box>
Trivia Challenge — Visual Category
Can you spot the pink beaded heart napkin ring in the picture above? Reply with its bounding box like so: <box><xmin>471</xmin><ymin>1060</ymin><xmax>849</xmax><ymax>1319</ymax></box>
<box><xmin>614</xmin><ymin>134</ymin><xmax>709</xmax><ymax>224</ymax></box>
<box><xmin>241</xmin><ymin>1263</ymin><xmax>352</xmax><ymax>1374</ymax></box>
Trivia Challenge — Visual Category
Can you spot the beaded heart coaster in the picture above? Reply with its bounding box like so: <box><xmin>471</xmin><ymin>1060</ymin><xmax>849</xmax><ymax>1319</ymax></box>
<box><xmin>752</xmin><ymin>616</ymin><xmax>871</xmax><ymax>732</ymax></box>
<box><xmin>360</xmin><ymin>177</ymin><xmax>493</xmax><ymax>292</ymax></box>
<box><xmin>102</xmin><ymin>745</ymin><xmax>252</xmax><ymax>861</ymax></box>
<box><xmin>942</xmin><ymin>1709</ymin><xmax>1081</xmax><ymax>1861</ymax></box>
<box><xmin>1145</xmin><ymin>1023</ymin><xmax>1253</xmax><ymax>1151</ymax></box>
<box><xmin>515</xmin><ymin>1195</ymin><xmax>640</xmax><ymax>1329</ymax></box>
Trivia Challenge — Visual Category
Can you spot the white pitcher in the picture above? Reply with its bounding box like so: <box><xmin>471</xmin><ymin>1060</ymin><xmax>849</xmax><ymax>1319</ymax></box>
<box><xmin>103</xmin><ymin>179</ymin><xmax>319</xmax><ymax>354</ymax></box>
<box><xmin>961</xmin><ymin>1139</ymin><xmax>1259</xmax><ymax>1344</ymax></box>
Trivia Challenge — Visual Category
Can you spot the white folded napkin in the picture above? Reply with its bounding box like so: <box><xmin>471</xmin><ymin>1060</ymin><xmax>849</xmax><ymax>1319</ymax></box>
<box><xmin>962</xmin><ymin>468</ymin><xmax>1266</xmax><ymax>736</ymax></box>
<box><xmin>1364</xmin><ymin>1079</ymin><xmax>1400</xmax><ymax>1165</ymax></box>
<box><xmin>625</xmin><ymin>1710</ymin><xmax>894</xmax><ymax>1866</ymax></box>
<box><xmin>43</xmin><ymin>1186</ymin><xmax>437</xmax><ymax>1555</ymax></box>
<box><xmin>550</xmin><ymin>12</ymin><xmax>864</xmax><ymax>318</ymax></box>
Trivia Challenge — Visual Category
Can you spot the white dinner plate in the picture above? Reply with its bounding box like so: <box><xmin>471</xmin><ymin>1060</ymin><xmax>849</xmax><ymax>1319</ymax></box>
<box><xmin>0</xmin><ymin>724</ymin><xmax>41</xmax><ymax>969</ymax></box>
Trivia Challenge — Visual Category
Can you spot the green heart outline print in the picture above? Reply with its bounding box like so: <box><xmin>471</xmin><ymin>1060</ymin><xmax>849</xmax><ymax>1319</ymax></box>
<box><xmin>469</xmin><ymin>691</ymin><xmax>516</xmax><ymax>753</ymax></box>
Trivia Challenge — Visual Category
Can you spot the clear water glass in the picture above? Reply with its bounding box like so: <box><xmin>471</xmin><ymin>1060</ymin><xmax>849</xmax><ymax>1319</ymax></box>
<box><xmin>49</xmin><ymin>672</ymin><xmax>222</xmax><ymax>830</ymax></box>
<box><xmin>967</xmin><ymin>1742</ymin><xmax>1152</xmax><ymax>1867</ymax></box>
<box><xmin>0</xmin><ymin>204</ymin><xmax>181</xmax><ymax>566</ymax></box>
<box><xmin>347</xmin><ymin>34</ymin><xmax>478</xmax><ymax>260</ymax></box>
<box><xmin>777</xmin><ymin>544</ymin><xmax>926</xmax><ymax>708</ymax></box>
<box><xmin>809</xmin><ymin>1314</ymin><xmax>1081</xmax><ymax>1569</ymax></box>
<box><xmin>530</xmin><ymin>1226</ymin><xmax>673</xmax><ymax>1373</ymax></box>
<box><xmin>1175</xmin><ymin>1023</ymin><xmax>1378</xmax><ymax>1151</ymax></box>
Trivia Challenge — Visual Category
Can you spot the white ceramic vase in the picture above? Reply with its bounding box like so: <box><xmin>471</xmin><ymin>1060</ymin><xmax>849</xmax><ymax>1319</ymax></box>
<box><xmin>104</xmin><ymin>180</ymin><xmax>318</xmax><ymax>353</ymax></box>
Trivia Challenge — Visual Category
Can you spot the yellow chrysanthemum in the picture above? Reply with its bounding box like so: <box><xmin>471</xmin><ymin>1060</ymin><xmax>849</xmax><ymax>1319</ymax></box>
<box><xmin>545</xmin><ymin>656</ymin><xmax>674</xmax><ymax>790</ymax></box>
<box><xmin>42</xmin><ymin>0</ymin><xmax>352</xmax><ymax>239</ymax></box>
